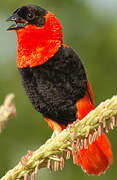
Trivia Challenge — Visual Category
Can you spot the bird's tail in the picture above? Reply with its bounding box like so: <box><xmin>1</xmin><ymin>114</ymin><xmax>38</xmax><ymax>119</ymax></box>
<box><xmin>74</xmin><ymin>133</ymin><xmax>113</xmax><ymax>175</ymax></box>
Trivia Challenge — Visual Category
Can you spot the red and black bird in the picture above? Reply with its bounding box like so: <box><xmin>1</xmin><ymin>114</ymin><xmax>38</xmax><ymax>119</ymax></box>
<box><xmin>7</xmin><ymin>5</ymin><xmax>113</xmax><ymax>175</ymax></box>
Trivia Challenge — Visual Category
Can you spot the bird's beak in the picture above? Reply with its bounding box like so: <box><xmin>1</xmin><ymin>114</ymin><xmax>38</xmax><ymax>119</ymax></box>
<box><xmin>7</xmin><ymin>14</ymin><xmax>28</xmax><ymax>31</ymax></box>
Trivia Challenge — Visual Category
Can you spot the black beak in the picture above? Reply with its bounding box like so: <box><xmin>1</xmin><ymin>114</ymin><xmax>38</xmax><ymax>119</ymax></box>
<box><xmin>7</xmin><ymin>14</ymin><xmax>27</xmax><ymax>31</ymax></box>
<box><xmin>6</xmin><ymin>14</ymin><xmax>18</xmax><ymax>22</ymax></box>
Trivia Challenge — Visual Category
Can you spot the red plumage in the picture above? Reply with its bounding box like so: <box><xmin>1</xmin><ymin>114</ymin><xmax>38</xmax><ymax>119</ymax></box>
<box><xmin>75</xmin><ymin>81</ymin><xmax>113</xmax><ymax>175</ymax></box>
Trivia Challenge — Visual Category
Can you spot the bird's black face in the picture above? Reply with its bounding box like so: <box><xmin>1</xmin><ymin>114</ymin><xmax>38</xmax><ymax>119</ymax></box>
<box><xmin>7</xmin><ymin>5</ymin><xmax>47</xmax><ymax>30</ymax></box>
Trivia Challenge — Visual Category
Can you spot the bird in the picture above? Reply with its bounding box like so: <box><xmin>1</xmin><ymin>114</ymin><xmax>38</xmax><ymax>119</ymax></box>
<box><xmin>7</xmin><ymin>5</ymin><xmax>113</xmax><ymax>175</ymax></box>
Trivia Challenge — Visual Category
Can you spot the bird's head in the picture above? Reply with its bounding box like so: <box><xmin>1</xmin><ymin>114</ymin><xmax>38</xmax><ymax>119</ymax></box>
<box><xmin>7</xmin><ymin>5</ymin><xmax>63</xmax><ymax>42</ymax></box>
<box><xmin>7</xmin><ymin>5</ymin><xmax>63</xmax><ymax>67</ymax></box>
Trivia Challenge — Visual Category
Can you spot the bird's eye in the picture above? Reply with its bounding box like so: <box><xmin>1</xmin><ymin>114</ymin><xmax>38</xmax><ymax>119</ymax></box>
<box><xmin>27</xmin><ymin>13</ymin><xmax>35</xmax><ymax>20</ymax></box>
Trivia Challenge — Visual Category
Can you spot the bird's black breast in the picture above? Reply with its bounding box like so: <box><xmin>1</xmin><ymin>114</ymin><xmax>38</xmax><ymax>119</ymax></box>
<box><xmin>18</xmin><ymin>45</ymin><xmax>87</xmax><ymax>125</ymax></box>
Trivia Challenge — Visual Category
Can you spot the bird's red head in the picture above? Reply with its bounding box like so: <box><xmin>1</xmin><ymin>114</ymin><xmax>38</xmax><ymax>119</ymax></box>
<box><xmin>7</xmin><ymin>5</ymin><xmax>63</xmax><ymax>68</ymax></box>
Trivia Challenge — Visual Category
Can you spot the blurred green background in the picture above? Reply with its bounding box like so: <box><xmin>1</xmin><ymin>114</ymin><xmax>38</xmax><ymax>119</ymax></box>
<box><xmin>0</xmin><ymin>0</ymin><xmax>117</xmax><ymax>179</ymax></box>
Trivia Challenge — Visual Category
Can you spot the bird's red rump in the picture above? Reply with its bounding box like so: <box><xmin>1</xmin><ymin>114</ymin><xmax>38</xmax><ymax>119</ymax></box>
<box><xmin>75</xmin><ymin>82</ymin><xmax>113</xmax><ymax>175</ymax></box>
<box><xmin>75</xmin><ymin>133</ymin><xmax>113</xmax><ymax>175</ymax></box>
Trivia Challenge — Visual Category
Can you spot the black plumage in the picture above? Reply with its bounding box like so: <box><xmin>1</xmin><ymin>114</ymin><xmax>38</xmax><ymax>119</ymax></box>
<box><xmin>18</xmin><ymin>45</ymin><xmax>87</xmax><ymax>125</ymax></box>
